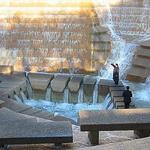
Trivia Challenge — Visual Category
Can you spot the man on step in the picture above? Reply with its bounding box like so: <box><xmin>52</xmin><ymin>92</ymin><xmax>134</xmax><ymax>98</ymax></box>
<box><xmin>111</xmin><ymin>63</ymin><xmax>119</xmax><ymax>85</ymax></box>
<box><xmin>122</xmin><ymin>86</ymin><xmax>132</xmax><ymax>109</ymax></box>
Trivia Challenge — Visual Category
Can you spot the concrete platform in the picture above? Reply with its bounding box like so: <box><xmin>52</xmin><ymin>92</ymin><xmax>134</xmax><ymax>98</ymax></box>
<box><xmin>99</xmin><ymin>79</ymin><xmax>124</xmax><ymax>96</ymax></box>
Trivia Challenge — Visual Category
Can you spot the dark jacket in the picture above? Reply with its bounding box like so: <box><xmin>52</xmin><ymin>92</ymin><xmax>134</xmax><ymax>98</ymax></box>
<box><xmin>122</xmin><ymin>90</ymin><xmax>132</xmax><ymax>103</ymax></box>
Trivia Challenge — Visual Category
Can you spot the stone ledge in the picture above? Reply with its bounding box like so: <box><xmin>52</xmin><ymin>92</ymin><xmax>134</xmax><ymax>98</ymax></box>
<box><xmin>68</xmin><ymin>76</ymin><xmax>83</xmax><ymax>93</ymax></box>
<box><xmin>51</xmin><ymin>75</ymin><xmax>70</xmax><ymax>93</ymax></box>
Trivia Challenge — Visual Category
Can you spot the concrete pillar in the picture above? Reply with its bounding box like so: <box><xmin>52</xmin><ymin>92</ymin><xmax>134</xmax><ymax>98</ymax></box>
<box><xmin>88</xmin><ymin>131</ymin><xmax>99</xmax><ymax>145</ymax></box>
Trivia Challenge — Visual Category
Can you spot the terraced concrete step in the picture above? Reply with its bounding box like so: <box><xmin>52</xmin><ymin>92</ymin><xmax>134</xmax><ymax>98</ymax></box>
<box><xmin>136</xmin><ymin>47</ymin><xmax>150</xmax><ymax>59</ymax></box>
<box><xmin>0</xmin><ymin>108</ymin><xmax>36</xmax><ymax>123</ymax></box>
<box><xmin>32</xmin><ymin>111</ymin><xmax>54</xmax><ymax>120</ymax></box>
<box><xmin>132</xmin><ymin>57</ymin><xmax>150</xmax><ymax>68</ymax></box>
<box><xmin>99</xmin><ymin>79</ymin><xmax>123</xmax><ymax>87</ymax></box>
<box><xmin>111</xmin><ymin>91</ymin><xmax>123</xmax><ymax>97</ymax></box>
<box><xmin>113</xmin><ymin>97</ymin><xmax>124</xmax><ymax>103</ymax></box>
<box><xmin>115</xmin><ymin>102</ymin><xmax>125</xmax><ymax>109</ymax></box>
<box><xmin>21</xmin><ymin>108</ymin><xmax>42</xmax><ymax>115</ymax></box>
<box><xmin>140</xmin><ymin>40</ymin><xmax>150</xmax><ymax>48</ymax></box>
<box><xmin>126</xmin><ymin>67</ymin><xmax>149</xmax><ymax>82</ymax></box>
<box><xmin>0</xmin><ymin>98</ymin><xmax>32</xmax><ymax>112</ymax></box>
<box><xmin>109</xmin><ymin>86</ymin><xmax>125</xmax><ymax>92</ymax></box>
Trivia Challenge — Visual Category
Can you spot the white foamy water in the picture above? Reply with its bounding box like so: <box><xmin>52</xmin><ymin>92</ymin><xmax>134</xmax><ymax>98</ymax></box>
<box><xmin>24</xmin><ymin>99</ymin><xmax>105</xmax><ymax>122</ymax></box>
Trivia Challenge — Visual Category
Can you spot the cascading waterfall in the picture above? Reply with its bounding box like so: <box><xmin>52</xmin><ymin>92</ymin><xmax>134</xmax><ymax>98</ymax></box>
<box><xmin>93</xmin><ymin>0</ymin><xmax>150</xmax><ymax>108</ymax></box>
<box><xmin>78</xmin><ymin>85</ymin><xmax>84</xmax><ymax>103</ymax></box>
<box><xmin>92</xmin><ymin>76</ymin><xmax>100</xmax><ymax>104</ymax></box>
<box><xmin>45</xmin><ymin>88</ymin><xmax>51</xmax><ymax>101</ymax></box>
<box><xmin>93</xmin><ymin>0</ymin><xmax>137</xmax><ymax>79</ymax></box>
<box><xmin>63</xmin><ymin>88</ymin><xmax>69</xmax><ymax>103</ymax></box>
<box><xmin>20</xmin><ymin>91</ymin><xmax>27</xmax><ymax>101</ymax></box>
<box><xmin>23</xmin><ymin>0</ymin><xmax>150</xmax><ymax>121</ymax></box>
<box><xmin>14</xmin><ymin>94</ymin><xmax>22</xmax><ymax>103</ymax></box>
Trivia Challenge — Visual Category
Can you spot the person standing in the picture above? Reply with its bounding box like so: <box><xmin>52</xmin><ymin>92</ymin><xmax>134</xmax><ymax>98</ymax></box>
<box><xmin>122</xmin><ymin>86</ymin><xmax>132</xmax><ymax>109</ymax></box>
<box><xmin>111</xmin><ymin>63</ymin><xmax>119</xmax><ymax>85</ymax></box>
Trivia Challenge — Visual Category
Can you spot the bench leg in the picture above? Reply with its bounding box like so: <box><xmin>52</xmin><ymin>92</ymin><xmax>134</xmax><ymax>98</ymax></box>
<box><xmin>134</xmin><ymin>130</ymin><xmax>150</xmax><ymax>138</ymax></box>
<box><xmin>88</xmin><ymin>131</ymin><xmax>99</xmax><ymax>145</ymax></box>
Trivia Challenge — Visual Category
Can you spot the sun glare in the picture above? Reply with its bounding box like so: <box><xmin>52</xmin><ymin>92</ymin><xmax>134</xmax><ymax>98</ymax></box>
<box><xmin>98</xmin><ymin>0</ymin><xmax>120</xmax><ymax>6</ymax></box>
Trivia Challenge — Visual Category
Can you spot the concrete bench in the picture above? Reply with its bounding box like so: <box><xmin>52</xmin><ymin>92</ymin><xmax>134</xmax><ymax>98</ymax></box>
<box><xmin>0</xmin><ymin>120</ymin><xmax>72</xmax><ymax>148</ymax></box>
<box><xmin>79</xmin><ymin>109</ymin><xmax>150</xmax><ymax>145</ymax></box>
<box><xmin>0</xmin><ymin>108</ymin><xmax>73</xmax><ymax>148</ymax></box>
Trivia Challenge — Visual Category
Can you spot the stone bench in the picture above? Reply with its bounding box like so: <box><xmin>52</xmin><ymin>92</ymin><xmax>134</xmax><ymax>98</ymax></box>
<box><xmin>0</xmin><ymin>120</ymin><xmax>73</xmax><ymax>148</ymax></box>
<box><xmin>79</xmin><ymin>109</ymin><xmax>150</xmax><ymax>145</ymax></box>
<box><xmin>0</xmin><ymin>108</ymin><xmax>73</xmax><ymax>148</ymax></box>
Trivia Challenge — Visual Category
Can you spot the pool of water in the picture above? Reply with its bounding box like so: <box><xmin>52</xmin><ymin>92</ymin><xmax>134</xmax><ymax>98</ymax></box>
<box><xmin>24</xmin><ymin>96</ymin><xmax>111</xmax><ymax>122</ymax></box>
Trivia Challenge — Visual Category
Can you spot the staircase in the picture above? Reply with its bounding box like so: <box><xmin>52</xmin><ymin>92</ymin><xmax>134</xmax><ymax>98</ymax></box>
<box><xmin>126</xmin><ymin>40</ymin><xmax>150</xmax><ymax>82</ymax></box>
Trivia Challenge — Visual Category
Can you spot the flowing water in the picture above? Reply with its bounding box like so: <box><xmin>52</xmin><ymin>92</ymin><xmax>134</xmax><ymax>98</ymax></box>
<box><xmin>23</xmin><ymin>0</ymin><xmax>150</xmax><ymax>121</ymax></box>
